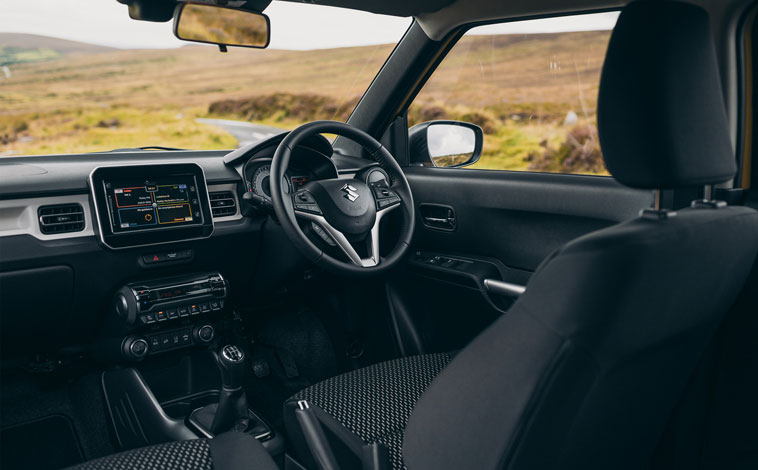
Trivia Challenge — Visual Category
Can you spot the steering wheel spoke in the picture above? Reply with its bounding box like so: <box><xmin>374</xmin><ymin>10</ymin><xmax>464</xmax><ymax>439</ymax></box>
<box><xmin>293</xmin><ymin>210</ymin><xmax>365</xmax><ymax>266</ymax></box>
<box><xmin>364</xmin><ymin>201</ymin><xmax>400</xmax><ymax>266</ymax></box>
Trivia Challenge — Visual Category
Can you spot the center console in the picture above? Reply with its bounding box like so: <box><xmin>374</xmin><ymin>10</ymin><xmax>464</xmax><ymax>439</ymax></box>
<box><xmin>97</xmin><ymin>271</ymin><xmax>285</xmax><ymax>458</ymax></box>
<box><xmin>88</xmin><ymin>163</ymin><xmax>284</xmax><ymax>456</ymax></box>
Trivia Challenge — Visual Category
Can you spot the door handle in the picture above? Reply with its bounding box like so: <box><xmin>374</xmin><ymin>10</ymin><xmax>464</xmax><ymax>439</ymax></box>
<box><xmin>419</xmin><ymin>204</ymin><xmax>457</xmax><ymax>231</ymax></box>
<box><xmin>484</xmin><ymin>278</ymin><xmax>526</xmax><ymax>298</ymax></box>
<box><xmin>423</xmin><ymin>216</ymin><xmax>450</xmax><ymax>224</ymax></box>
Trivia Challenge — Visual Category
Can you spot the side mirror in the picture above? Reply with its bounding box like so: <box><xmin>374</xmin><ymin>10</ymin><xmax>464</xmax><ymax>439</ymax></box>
<box><xmin>173</xmin><ymin>3</ymin><xmax>270</xmax><ymax>49</ymax></box>
<box><xmin>408</xmin><ymin>121</ymin><xmax>483</xmax><ymax>168</ymax></box>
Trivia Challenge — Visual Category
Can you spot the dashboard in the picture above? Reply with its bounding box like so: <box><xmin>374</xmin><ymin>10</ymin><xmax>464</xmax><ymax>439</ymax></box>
<box><xmin>0</xmin><ymin>131</ymin><xmax>364</xmax><ymax>356</ymax></box>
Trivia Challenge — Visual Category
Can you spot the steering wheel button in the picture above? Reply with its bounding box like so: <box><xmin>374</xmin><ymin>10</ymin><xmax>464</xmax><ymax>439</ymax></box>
<box><xmin>296</xmin><ymin>204</ymin><xmax>321</xmax><ymax>214</ymax></box>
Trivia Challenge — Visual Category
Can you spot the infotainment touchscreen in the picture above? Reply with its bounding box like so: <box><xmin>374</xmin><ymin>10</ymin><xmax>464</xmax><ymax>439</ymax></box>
<box><xmin>90</xmin><ymin>163</ymin><xmax>214</xmax><ymax>249</ymax></box>
<box><xmin>104</xmin><ymin>176</ymin><xmax>204</xmax><ymax>233</ymax></box>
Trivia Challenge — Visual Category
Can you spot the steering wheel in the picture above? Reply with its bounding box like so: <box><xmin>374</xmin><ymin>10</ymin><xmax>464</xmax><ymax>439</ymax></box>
<box><xmin>270</xmin><ymin>121</ymin><xmax>415</xmax><ymax>276</ymax></box>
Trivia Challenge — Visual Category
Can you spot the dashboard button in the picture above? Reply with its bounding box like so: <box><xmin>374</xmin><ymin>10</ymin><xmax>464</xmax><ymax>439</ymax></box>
<box><xmin>209</xmin><ymin>300</ymin><xmax>221</xmax><ymax>311</ymax></box>
<box><xmin>167</xmin><ymin>308</ymin><xmax>178</xmax><ymax>319</ymax></box>
<box><xmin>159</xmin><ymin>334</ymin><xmax>172</xmax><ymax>349</ymax></box>
<box><xmin>143</xmin><ymin>313</ymin><xmax>156</xmax><ymax>324</ymax></box>
<box><xmin>156</xmin><ymin>310</ymin><xmax>168</xmax><ymax>322</ymax></box>
<box><xmin>180</xmin><ymin>329</ymin><xmax>192</xmax><ymax>345</ymax></box>
<box><xmin>149</xmin><ymin>336</ymin><xmax>161</xmax><ymax>350</ymax></box>
<box><xmin>189</xmin><ymin>304</ymin><xmax>200</xmax><ymax>315</ymax></box>
<box><xmin>199</xmin><ymin>303</ymin><xmax>211</xmax><ymax>313</ymax></box>
<box><xmin>178</xmin><ymin>306</ymin><xmax>190</xmax><ymax>317</ymax></box>
<box><xmin>171</xmin><ymin>332</ymin><xmax>181</xmax><ymax>346</ymax></box>
<box><xmin>142</xmin><ymin>254</ymin><xmax>161</xmax><ymax>264</ymax></box>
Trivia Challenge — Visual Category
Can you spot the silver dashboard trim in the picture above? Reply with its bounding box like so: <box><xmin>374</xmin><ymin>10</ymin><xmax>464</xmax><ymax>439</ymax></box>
<box><xmin>0</xmin><ymin>193</ymin><xmax>96</xmax><ymax>240</ymax></box>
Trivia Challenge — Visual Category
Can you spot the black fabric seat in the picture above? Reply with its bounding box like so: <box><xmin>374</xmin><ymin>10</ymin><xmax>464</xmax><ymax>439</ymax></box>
<box><xmin>284</xmin><ymin>2</ymin><xmax>758</xmax><ymax>470</ymax></box>
<box><xmin>63</xmin><ymin>432</ymin><xmax>278</xmax><ymax>470</ymax></box>
<box><xmin>285</xmin><ymin>353</ymin><xmax>452</xmax><ymax>469</ymax></box>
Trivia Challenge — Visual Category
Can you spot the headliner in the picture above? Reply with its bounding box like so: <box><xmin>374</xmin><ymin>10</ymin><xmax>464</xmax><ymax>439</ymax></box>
<box><xmin>278</xmin><ymin>0</ymin><xmax>749</xmax><ymax>40</ymax></box>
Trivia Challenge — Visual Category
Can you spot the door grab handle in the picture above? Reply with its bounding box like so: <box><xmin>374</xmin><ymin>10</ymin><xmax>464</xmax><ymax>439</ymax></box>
<box><xmin>423</xmin><ymin>217</ymin><xmax>450</xmax><ymax>224</ymax></box>
<box><xmin>484</xmin><ymin>279</ymin><xmax>526</xmax><ymax>298</ymax></box>
<box><xmin>419</xmin><ymin>204</ymin><xmax>457</xmax><ymax>231</ymax></box>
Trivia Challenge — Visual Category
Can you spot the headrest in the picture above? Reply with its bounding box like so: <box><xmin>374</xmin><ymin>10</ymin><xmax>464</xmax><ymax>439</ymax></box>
<box><xmin>598</xmin><ymin>1</ymin><xmax>736</xmax><ymax>189</ymax></box>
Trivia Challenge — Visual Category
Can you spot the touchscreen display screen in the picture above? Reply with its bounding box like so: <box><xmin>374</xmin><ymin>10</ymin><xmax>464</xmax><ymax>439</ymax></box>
<box><xmin>104</xmin><ymin>176</ymin><xmax>204</xmax><ymax>233</ymax></box>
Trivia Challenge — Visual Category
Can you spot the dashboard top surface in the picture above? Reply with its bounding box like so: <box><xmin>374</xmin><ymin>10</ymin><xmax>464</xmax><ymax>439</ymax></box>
<box><xmin>0</xmin><ymin>150</ymin><xmax>236</xmax><ymax>199</ymax></box>
<box><xmin>0</xmin><ymin>139</ymin><xmax>371</xmax><ymax>200</ymax></box>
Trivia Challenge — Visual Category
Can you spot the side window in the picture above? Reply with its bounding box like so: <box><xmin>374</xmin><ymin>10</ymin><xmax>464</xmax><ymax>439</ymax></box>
<box><xmin>408</xmin><ymin>12</ymin><xmax>619</xmax><ymax>175</ymax></box>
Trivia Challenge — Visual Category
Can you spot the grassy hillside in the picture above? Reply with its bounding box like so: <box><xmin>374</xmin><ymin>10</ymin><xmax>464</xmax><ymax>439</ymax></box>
<box><xmin>0</xmin><ymin>31</ymin><xmax>611</xmax><ymax>174</ymax></box>
<box><xmin>0</xmin><ymin>33</ymin><xmax>114</xmax><ymax>66</ymax></box>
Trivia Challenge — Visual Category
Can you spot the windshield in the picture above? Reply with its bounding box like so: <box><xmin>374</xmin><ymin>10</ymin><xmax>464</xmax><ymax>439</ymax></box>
<box><xmin>0</xmin><ymin>1</ymin><xmax>410</xmax><ymax>156</ymax></box>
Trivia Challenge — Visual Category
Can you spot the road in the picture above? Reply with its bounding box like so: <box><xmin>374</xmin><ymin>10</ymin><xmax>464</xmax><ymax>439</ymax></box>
<box><xmin>195</xmin><ymin>118</ymin><xmax>284</xmax><ymax>147</ymax></box>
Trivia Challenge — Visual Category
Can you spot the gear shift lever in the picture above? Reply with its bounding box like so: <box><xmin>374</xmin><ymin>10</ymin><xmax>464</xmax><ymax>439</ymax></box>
<box><xmin>211</xmin><ymin>345</ymin><xmax>249</xmax><ymax>434</ymax></box>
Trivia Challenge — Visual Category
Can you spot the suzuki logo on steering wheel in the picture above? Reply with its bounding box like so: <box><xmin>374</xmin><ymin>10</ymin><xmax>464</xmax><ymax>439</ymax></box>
<box><xmin>341</xmin><ymin>184</ymin><xmax>360</xmax><ymax>202</ymax></box>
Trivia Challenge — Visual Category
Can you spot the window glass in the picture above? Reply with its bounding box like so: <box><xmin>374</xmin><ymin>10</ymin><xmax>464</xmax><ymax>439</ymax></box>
<box><xmin>408</xmin><ymin>12</ymin><xmax>619</xmax><ymax>175</ymax></box>
<box><xmin>0</xmin><ymin>1</ymin><xmax>410</xmax><ymax>156</ymax></box>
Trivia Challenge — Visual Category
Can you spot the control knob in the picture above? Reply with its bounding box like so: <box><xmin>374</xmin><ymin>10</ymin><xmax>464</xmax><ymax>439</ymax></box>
<box><xmin>194</xmin><ymin>324</ymin><xmax>215</xmax><ymax>344</ymax></box>
<box><xmin>123</xmin><ymin>336</ymin><xmax>149</xmax><ymax>361</ymax></box>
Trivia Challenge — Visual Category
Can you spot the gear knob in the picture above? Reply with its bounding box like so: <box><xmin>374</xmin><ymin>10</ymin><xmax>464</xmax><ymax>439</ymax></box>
<box><xmin>216</xmin><ymin>344</ymin><xmax>246</xmax><ymax>390</ymax></box>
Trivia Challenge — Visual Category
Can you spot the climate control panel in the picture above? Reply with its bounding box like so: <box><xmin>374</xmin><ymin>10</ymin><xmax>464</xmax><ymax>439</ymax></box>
<box><xmin>108</xmin><ymin>272</ymin><xmax>228</xmax><ymax>361</ymax></box>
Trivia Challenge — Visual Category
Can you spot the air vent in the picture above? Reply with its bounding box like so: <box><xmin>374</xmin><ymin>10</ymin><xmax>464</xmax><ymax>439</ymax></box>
<box><xmin>38</xmin><ymin>203</ymin><xmax>85</xmax><ymax>234</ymax></box>
<box><xmin>209</xmin><ymin>191</ymin><xmax>237</xmax><ymax>218</ymax></box>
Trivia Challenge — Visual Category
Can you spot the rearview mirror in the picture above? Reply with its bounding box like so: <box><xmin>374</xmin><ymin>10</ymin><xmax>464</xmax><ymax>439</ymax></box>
<box><xmin>409</xmin><ymin>121</ymin><xmax>483</xmax><ymax>168</ymax></box>
<box><xmin>173</xmin><ymin>3</ymin><xmax>270</xmax><ymax>49</ymax></box>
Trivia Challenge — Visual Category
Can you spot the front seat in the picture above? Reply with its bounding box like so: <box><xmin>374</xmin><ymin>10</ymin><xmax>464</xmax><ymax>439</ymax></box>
<box><xmin>284</xmin><ymin>2</ymin><xmax>758</xmax><ymax>470</ymax></box>
<box><xmin>63</xmin><ymin>432</ymin><xmax>277</xmax><ymax>470</ymax></box>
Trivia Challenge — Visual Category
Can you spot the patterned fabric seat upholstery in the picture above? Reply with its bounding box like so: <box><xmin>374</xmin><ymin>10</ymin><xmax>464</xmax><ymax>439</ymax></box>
<box><xmin>285</xmin><ymin>353</ymin><xmax>452</xmax><ymax>470</ymax></box>
<box><xmin>64</xmin><ymin>432</ymin><xmax>277</xmax><ymax>470</ymax></box>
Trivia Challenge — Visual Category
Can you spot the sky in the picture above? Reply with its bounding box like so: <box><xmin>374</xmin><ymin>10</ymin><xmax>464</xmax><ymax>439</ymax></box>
<box><xmin>0</xmin><ymin>0</ymin><xmax>618</xmax><ymax>51</ymax></box>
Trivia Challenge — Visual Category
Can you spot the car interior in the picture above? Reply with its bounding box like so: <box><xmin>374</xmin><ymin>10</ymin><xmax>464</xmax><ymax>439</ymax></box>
<box><xmin>1</xmin><ymin>0</ymin><xmax>757</xmax><ymax>469</ymax></box>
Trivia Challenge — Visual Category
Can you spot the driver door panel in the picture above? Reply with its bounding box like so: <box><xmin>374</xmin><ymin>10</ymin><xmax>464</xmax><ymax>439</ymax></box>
<box><xmin>389</xmin><ymin>167</ymin><xmax>651</xmax><ymax>353</ymax></box>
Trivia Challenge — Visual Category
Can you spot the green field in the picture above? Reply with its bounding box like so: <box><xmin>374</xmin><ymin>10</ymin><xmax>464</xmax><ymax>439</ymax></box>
<box><xmin>0</xmin><ymin>31</ymin><xmax>610</xmax><ymax>174</ymax></box>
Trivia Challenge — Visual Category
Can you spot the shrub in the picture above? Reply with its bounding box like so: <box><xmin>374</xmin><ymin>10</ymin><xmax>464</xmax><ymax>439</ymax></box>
<box><xmin>96</xmin><ymin>118</ymin><xmax>121</xmax><ymax>128</ymax></box>
<box><xmin>208</xmin><ymin>93</ymin><xmax>360</xmax><ymax>123</ymax></box>
<box><xmin>528</xmin><ymin>124</ymin><xmax>605</xmax><ymax>174</ymax></box>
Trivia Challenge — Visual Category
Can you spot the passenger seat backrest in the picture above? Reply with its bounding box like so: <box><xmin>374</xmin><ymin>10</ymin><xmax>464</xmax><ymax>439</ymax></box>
<box><xmin>402</xmin><ymin>2</ymin><xmax>758</xmax><ymax>469</ymax></box>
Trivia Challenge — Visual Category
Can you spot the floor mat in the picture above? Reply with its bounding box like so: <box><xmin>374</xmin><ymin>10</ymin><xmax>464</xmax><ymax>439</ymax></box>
<box><xmin>0</xmin><ymin>371</ymin><xmax>116</xmax><ymax>464</ymax></box>
<box><xmin>243</xmin><ymin>307</ymin><xmax>338</xmax><ymax>430</ymax></box>
<box><xmin>0</xmin><ymin>414</ymin><xmax>84</xmax><ymax>470</ymax></box>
